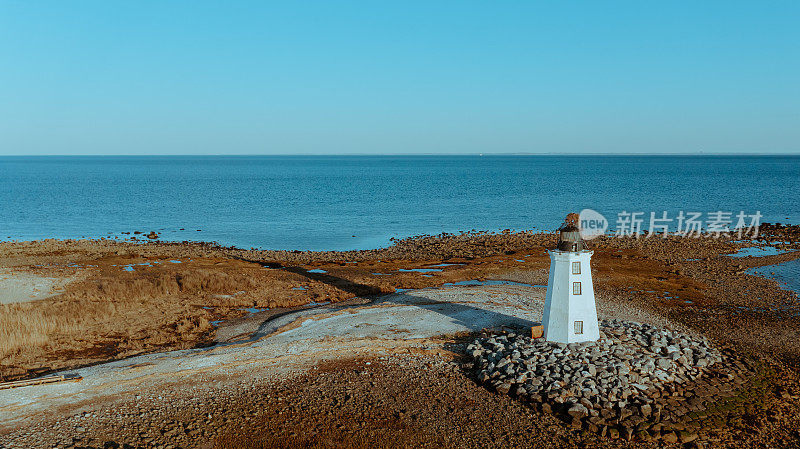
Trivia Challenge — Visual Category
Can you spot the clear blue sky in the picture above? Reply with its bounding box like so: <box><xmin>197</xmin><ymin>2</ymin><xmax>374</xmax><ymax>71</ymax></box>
<box><xmin>1</xmin><ymin>1</ymin><xmax>798</xmax><ymax>155</ymax></box>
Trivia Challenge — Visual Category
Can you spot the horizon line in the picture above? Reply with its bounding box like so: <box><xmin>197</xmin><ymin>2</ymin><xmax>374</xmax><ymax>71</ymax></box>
<box><xmin>1</xmin><ymin>152</ymin><xmax>800</xmax><ymax>157</ymax></box>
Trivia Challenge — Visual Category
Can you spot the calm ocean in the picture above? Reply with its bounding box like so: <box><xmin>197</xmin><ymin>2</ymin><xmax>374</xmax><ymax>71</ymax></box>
<box><xmin>1</xmin><ymin>155</ymin><xmax>799</xmax><ymax>251</ymax></box>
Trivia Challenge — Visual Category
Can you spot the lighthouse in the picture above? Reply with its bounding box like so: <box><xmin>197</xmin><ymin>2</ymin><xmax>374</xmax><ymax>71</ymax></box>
<box><xmin>542</xmin><ymin>214</ymin><xmax>600</xmax><ymax>343</ymax></box>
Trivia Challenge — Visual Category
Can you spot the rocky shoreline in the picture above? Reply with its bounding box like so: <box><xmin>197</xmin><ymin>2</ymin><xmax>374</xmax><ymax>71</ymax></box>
<box><xmin>2</xmin><ymin>227</ymin><xmax>800</xmax><ymax>447</ymax></box>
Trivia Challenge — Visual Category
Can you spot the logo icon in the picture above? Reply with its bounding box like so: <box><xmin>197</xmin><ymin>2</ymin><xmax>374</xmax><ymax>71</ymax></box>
<box><xmin>579</xmin><ymin>209</ymin><xmax>607</xmax><ymax>240</ymax></box>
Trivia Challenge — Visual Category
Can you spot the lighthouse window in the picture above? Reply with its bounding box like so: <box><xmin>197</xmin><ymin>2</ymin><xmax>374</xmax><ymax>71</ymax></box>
<box><xmin>572</xmin><ymin>282</ymin><xmax>581</xmax><ymax>295</ymax></box>
<box><xmin>574</xmin><ymin>321</ymin><xmax>584</xmax><ymax>334</ymax></box>
<box><xmin>572</xmin><ymin>262</ymin><xmax>581</xmax><ymax>274</ymax></box>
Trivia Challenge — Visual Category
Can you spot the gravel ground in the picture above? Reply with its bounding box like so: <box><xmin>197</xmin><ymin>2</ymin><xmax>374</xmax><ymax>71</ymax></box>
<box><xmin>0</xmin><ymin>282</ymin><xmax>687</xmax><ymax>448</ymax></box>
<box><xmin>3</xmin><ymin>354</ymin><xmax>799</xmax><ymax>449</ymax></box>
<box><xmin>0</xmin><ymin>285</ymin><xmax>564</xmax><ymax>443</ymax></box>
<box><xmin>2</xmin><ymin>228</ymin><xmax>800</xmax><ymax>448</ymax></box>
<box><xmin>5</xmin><ymin>276</ymin><xmax>798</xmax><ymax>448</ymax></box>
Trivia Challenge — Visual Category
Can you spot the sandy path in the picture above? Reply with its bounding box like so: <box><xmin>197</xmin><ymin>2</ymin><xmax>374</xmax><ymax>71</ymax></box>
<box><xmin>0</xmin><ymin>269</ymin><xmax>73</xmax><ymax>305</ymax></box>
<box><xmin>0</xmin><ymin>283</ymin><xmax>669</xmax><ymax>432</ymax></box>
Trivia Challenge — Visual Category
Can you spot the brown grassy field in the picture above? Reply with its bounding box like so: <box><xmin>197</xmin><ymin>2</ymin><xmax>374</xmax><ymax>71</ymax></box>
<box><xmin>0</xmin><ymin>252</ymin><xmax>399</xmax><ymax>381</ymax></box>
<box><xmin>1</xmin><ymin>230</ymin><xmax>796</xmax><ymax>382</ymax></box>
<box><xmin>0</xmin><ymin>235</ymin><xmax>549</xmax><ymax>381</ymax></box>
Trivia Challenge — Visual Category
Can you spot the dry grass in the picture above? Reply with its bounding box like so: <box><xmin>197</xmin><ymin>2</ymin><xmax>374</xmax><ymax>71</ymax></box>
<box><xmin>0</xmin><ymin>284</ymin><xmax>216</xmax><ymax>380</ymax></box>
<box><xmin>0</xmin><ymin>302</ymin><xmax>82</xmax><ymax>357</ymax></box>
<box><xmin>0</xmin><ymin>237</ymin><xmax>554</xmax><ymax>381</ymax></box>
<box><xmin>0</xmin><ymin>259</ymin><xmax>277</xmax><ymax>380</ymax></box>
<box><xmin>0</xmin><ymin>251</ymin><xmax>410</xmax><ymax>381</ymax></box>
<box><xmin>0</xmin><ymin>233</ymin><xmax>742</xmax><ymax>382</ymax></box>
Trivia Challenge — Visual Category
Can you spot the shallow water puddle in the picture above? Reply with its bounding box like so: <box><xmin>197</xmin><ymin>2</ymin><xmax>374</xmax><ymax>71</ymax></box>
<box><xmin>728</xmin><ymin>246</ymin><xmax>788</xmax><ymax>258</ymax></box>
<box><xmin>240</xmin><ymin>307</ymin><xmax>267</xmax><ymax>314</ymax></box>
<box><xmin>307</xmin><ymin>269</ymin><xmax>327</xmax><ymax>274</ymax></box>
<box><xmin>117</xmin><ymin>261</ymin><xmax>159</xmax><ymax>272</ymax></box>
<box><xmin>747</xmin><ymin>258</ymin><xmax>800</xmax><ymax>299</ymax></box>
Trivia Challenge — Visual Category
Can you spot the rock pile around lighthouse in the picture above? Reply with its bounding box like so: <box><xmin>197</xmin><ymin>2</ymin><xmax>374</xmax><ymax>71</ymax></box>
<box><xmin>468</xmin><ymin>319</ymin><xmax>723</xmax><ymax>430</ymax></box>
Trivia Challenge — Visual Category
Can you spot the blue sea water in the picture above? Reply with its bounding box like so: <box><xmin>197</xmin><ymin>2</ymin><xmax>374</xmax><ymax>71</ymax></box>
<box><xmin>1</xmin><ymin>155</ymin><xmax>799</xmax><ymax>251</ymax></box>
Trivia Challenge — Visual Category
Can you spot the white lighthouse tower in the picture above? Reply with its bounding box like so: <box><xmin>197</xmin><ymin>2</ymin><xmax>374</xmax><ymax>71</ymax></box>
<box><xmin>542</xmin><ymin>215</ymin><xmax>600</xmax><ymax>343</ymax></box>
